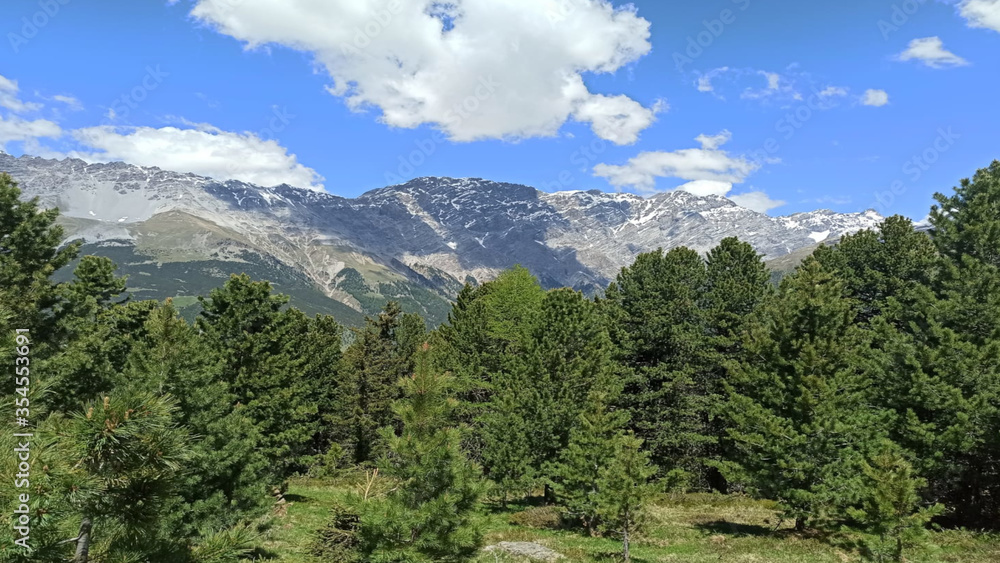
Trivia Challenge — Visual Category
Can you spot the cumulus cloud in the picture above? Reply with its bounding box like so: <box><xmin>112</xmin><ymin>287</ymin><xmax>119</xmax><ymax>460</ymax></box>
<box><xmin>862</xmin><ymin>89</ymin><xmax>890</xmax><ymax>107</ymax></box>
<box><xmin>957</xmin><ymin>0</ymin><xmax>1000</xmax><ymax>33</ymax></box>
<box><xmin>183</xmin><ymin>0</ymin><xmax>659</xmax><ymax>144</ymax></box>
<box><xmin>0</xmin><ymin>74</ymin><xmax>43</xmax><ymax>113</ymax></box>
<box><xmin>574</xmin><ymin>95</ymin><xmax>666</xmax><ymax>145</ymax></box>
<box><xmin>68</xmin><ymin>125</ymin><xmax>325</xmax><ymax>190</ymax></box>
<box><xmin>592</xmin><ymin>130</ymin><xmax>759</xmax><ymax>193</ymax></box>
<box><xmin>896</xmin><ymin>37</ymin><xmax>969</xmax><ymax>68</ymax></box>
<box><xmin>0</xmin><ymin>115</ymin><xmax>62</xmax><ymax>144</ymax></box>
<box><xmin>729</xmin><ymin>191</ymin><xmax>787</xmax><ymax>213</ymax></box>
<box><xmin>592</xmin><ymin>131</ymin><xmax>785</xmax><ymax>212</ymax></box>
<box><xmin>0</xmin><ymin>75</ymin><xmax>64</xmax><ymax>148</ymax></box>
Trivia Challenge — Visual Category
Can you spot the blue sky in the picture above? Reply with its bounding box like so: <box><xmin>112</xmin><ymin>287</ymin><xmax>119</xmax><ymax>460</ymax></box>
<box><xmin>0</xmin><ymin>0</ymin><xmax>997</xmax><ymax>220</ymax></box>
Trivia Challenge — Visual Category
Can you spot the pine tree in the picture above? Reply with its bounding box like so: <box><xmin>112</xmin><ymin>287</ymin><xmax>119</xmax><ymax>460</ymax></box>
<box><xmin>930</xmin><ymin>160</ymin><xmax>1000</xmax><ymax>270</ymax></box>
<box><xmin>901</xmin><ymin>161</ymin><xmax>1000</xmax><ymax>526</ymax></box>
<box><xmin>124</xmin><ymin>301</ymin><xmax>272</xmax><ymax>542</ymax></box>
<box><xmin>479</xmin><ymin>389</ymin><xmax>535</xmax><ymax>505</ymax></box>
<box><xmin>847</xmin><ymin>444</ymin><xmax>944</xmax><ymax>562</ymax></box>
<box><xmin>435</xmin><ymin>267</ymin><xmax>545</xmax><ymax>415</ymax></box>
<box><xmin>868</xmin><ymin>311</ymin><xmax>1000</xmax><ymax>528</ymax></box>
<box><xmin>432</xmin><ymin>282</ymin><xmax>495</xmax><ymax>406</ymax></box>
<box><xmin>602</xmin><ymin>247</ymin><xmax>711</xmax><ymax>485</ymax></box>
<box><xmin>813</xmin><ymin>216</ymin><xmax>939</xmax><ymax>326</ymax></box>
<box><xmin>197</xmin><ymin>274</ymin><xmax>317</xmax><ymax>478</ymax></box>
<box><xmin>701</xmin><ymin>238</ymin><xmax>774</xmax><ymax>490</ymax></box>
<box><xmin>337</xmin><ymin>301</ymin><xmax>418</xmax><ymax>464</ymax></box>
<box><xmin>506</xmin><ymin>288</ymin><xmax>617</xmax><ymax>500</ymax></box>
<box><xmin>724</xmin><ymin>259</ymin><xmax>886</xmax><ymax>530</ymax></box>
<box><xmin>64</xmin><ymin>390</ymin><xmax>190</xmax><ymax>562</ymax></box>
<box><xmin>0</xmin><ymin>173</ymin><xmax>80</xmax><ymax>351</ymax></box>
<box><xmin>358</xmin><ymin>344</ymin><xmax>486</xmax><ymax>562</ymax></box>
<box><xmin>62</xmin><ymin>255</ymin><xmax>129</xmax><ymax>311</ymax></box>
<box><xmin>929</xmin><ymin>161</ymin><xmax>1000</xmax><ymax>345</ymax></box>
<box><xmin>595</xmin><ymin>433</ymin><xmax>657</xmax><ymax>563</ymax></box>
<box><xmin>299</xmin><ymin>313</ymin><xmax>346</xmax><ymax>466</ymax></box>
<box><xmin>811</xmin><ymin>205</ymin><xmax>1000</xmax><ymax>527</ymax></box>
<box><xmin>704</xmin><ymin>237</ymin><xmax>774</xmax><ymax>344</ymax></box>
<box><xmin>43</xmin><ymin>259</ymin><xmax>138</xmax><ymax>412</ymax></box>
<box><xmin>549</xmin><ymin>391</ymin><xmax>629</xmax><ymax>533</ymax></box>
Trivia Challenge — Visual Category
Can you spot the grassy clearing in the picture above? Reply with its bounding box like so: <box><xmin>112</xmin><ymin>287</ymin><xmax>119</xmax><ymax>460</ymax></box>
<box><xmin>262</xmin><ymin>478</ymin><xmax>1000</xmax><ymax>563</ymax></box>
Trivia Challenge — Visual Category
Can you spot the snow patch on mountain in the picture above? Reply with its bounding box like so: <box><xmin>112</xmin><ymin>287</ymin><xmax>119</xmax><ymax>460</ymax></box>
<box><xmin>1</xmin><ymin>154</ymin><xmax>887</xmax><ymax>299</ymax></box>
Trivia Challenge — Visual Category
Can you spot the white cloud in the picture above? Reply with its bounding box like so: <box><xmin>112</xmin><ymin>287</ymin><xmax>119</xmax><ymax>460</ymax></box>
<box><xmin>818</xmin><ymin>86</ymin><xmax>848</xmax><ymax>98</ymax></box>
<box><xmin>595</xmin><ymin>140</ymin><xmax>785</xmax><ymax>212</ymax></box>
<box><xmin>729</xmin><ymin>191</ymin><xmax>787</xmax><ymax>213</ymax></box>
<box><xmin>593</xmin><ymin>130</ymin><xmax>759</xmax><ymax>193</ymax></box>
<box><xmin>957</xmin><ymin>0</ymin><xmax>1000</xmax><ymax>33</ymax></box>
<box><xmin>862</xmin><ymin>89</ymin><xmax>890</xmax><ymax>107</ymax></box>
<box><xmin>184</xmin><ymin>0</ymin><xmax>658</xmax><ymax>145</ymax></box>
<box><xmin>697</xmin><ymin>67</ymin><xmax>851</xmax><ymax>108</ymax></box>
<box><xmin>675</xmin><ymin>179</ymin><xmax>734</xmax><ymax>197</ymax></box>
<box><xmin>695</xmin><ymin>67</ymin><xmax>730</xmax><ymax>96</ymax></box>
<box><xmin>68</xmin><ymin>125</ymin><xmax>325</xmax><ymax>190</ymax></box>
<box><xmin>0</xmin><ymin>74</ymin><xmax>43</xmax><ymax>113</ymax></box>
<box><xmin>51</xmin><ymin>94</ymin><xmax>83</xmax><ymax>111</ymax></box>
<box><xmin>895</xmin><ymin>37</ymin><xmax>969</xmax><ymax>68</ymax></box>
<box><xmin>0</xmin><ymin>115</ymin><xmax>62</xmax><ymax>144</ymax></box>
<box><xmin>742</xmin><ymin>70</ymin><xmax>802</xmax><ymax>101</ymax></box>
<box><xmin>762</xmin><ymin>71</ymin><xmax>781</xmax><ymax>91</ymax></box>
<box><xmin>574</xmin><ymin>94</ymin><xmax>665</xmax><ymax>146</ymax></box>
<box><xmin>694</xmin><ymin>130</ymin><xmax>732</xmax><ymax>150</ymax></box>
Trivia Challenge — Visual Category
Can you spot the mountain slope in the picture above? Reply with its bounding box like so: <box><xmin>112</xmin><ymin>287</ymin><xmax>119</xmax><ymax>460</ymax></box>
<box><xmin>2</xmin><ymin>153</ymin><xmax>884</xmax><ymax>325</ymax></box>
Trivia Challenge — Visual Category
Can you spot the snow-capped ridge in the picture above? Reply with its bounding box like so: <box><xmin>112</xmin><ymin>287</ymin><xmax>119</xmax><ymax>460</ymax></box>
<box><xmin>1</xmin><ymin>152</ymin><xmax>887</xmax><ymax>299</ymax></box>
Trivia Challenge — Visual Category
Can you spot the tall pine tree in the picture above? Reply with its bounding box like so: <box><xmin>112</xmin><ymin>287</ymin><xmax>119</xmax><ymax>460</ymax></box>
<box><xmin>358</xmin><ymin>344</ymin><xmax>485</xmax><ymax>562</ymax></box>
<box><xmin>336</xmin><ymin>301</ymin><xmax>421</xmax><ymax>464</ymax></box>
<box><xmin>724</xmin><ymin>259</ymin><xmax>886</xmax><ymax>530</ymax></box>
<box><xmin>197</xmin><ymin>274</ymin><xmax>317</xmax><ymax>479</ymax></box>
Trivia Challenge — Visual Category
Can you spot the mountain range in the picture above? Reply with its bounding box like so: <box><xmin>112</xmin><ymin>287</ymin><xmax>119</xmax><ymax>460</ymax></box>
<box><xmin>0</xmin><ymin>152</ymin><xmax>884</xmax><ymax>326</ymax></box>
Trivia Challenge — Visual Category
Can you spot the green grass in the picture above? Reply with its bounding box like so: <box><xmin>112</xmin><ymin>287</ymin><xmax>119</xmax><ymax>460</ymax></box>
<box><xmin>263</xmin><ymin>478</ymin><xmax>1000</xmax><ymax>563</ymax></box>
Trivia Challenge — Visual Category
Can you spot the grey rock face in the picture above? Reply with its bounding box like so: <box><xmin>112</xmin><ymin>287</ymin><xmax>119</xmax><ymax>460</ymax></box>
<box><xmin>1</xmin><ymin>153</ymin><xmax>883</xmax><ymax>302</ymax></box>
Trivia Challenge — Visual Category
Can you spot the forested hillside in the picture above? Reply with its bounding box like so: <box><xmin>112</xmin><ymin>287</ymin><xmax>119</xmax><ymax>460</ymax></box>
<box><xmin>3</xmin><ymin>161</ymin><xmax>1000</xmax><ymax>563</ymax></box>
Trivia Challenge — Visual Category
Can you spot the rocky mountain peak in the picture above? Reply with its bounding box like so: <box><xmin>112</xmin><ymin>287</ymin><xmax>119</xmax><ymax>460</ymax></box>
<box><xmin>2</xmin><ymin>154</ymin><xmax>887</xmax><ymax>317</ymax></box>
